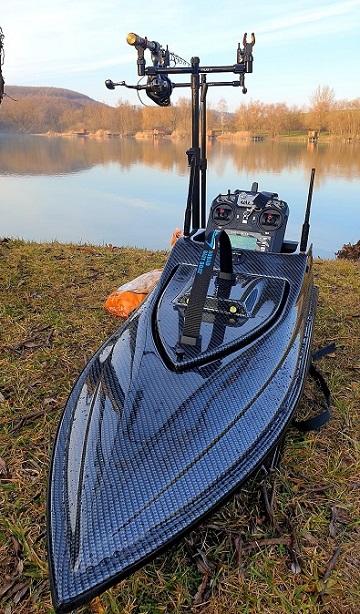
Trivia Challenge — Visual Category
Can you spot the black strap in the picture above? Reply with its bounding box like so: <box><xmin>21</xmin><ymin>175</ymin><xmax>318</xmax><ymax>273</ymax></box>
<box><xmin>180</xmin><ymin>230</ymin><xmax>235</xmax><ymax>347</ymax></box>
<box><xmin>293</xmin><ymin>343</ymin><xmax>335</xmax><ymax>432</ymax></box>
<box><xmin>312</xmin><ymin>342</ymin><xmax>336</xmax><ymax>362</ymax></box>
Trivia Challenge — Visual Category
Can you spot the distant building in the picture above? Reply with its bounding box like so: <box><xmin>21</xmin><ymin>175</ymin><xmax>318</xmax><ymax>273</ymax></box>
<box><xmin>153</xmin><ymin>128</ymin><xmax>165</xmax><ymax>138</ymax></box>
<box><xmin>308</xmin><ymin>130</ymin><xmax>319</xmax><ymax>142</ymax></box>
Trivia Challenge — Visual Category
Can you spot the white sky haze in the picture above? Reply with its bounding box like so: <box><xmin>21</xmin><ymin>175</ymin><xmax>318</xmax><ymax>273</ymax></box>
<box><xmin>2</xmin><ymin>1</ymin><xmax>360</xmax><ymax>110</ymax></box>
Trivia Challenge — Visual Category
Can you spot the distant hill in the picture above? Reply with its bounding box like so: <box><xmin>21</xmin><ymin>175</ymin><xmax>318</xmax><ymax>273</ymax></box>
<box><xmin>5</xmin><ymin>85</ymin><xmax>103</xmax><ymax>107</ymax></box>
<box><xmin>0</xmin><ymin>85</ymin><xmax>111</xmax><ymax>133</ymax></box>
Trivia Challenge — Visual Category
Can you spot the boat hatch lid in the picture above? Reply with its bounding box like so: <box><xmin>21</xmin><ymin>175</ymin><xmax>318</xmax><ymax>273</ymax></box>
<box><xmin>155</xmin><ymin>263</ymin><xmax>289</xmax><ymax>368</ymax></box>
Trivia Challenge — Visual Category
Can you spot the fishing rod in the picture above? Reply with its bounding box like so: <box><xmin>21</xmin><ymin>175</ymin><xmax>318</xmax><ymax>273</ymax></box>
<box><xmin>105</xmin><ymin>32</ymin><xmax>255</xmax><ymax>235</ymax></box>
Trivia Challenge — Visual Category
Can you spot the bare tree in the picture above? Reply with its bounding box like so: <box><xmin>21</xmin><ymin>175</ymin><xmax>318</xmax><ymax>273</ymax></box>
<box><xmin>283</xmin><ymin>105</ymin><xmax>304</xmax><ymax>134</ymax></box>
<box><xmin>173</xmin><ymin>97</ymin><xmax>192</xmax><ymax>135</ymax></box>
<box><xmin>328</xmin><ymin>98</ymin><xmax>360</xmax><ymax>140</ymax></box>
<box><xmin>234</xmin><ymin>100</ymin><xmax>266</xmax><ymax>134</ymax></box>
<box><xmin>308</xmin><ymin>85</ymin><xmax>336</xmax><ymax>135</ymax></box>
<box><xmin>217</xmin><ymin>98</ymin><xmax>228</xmax><ymax>134</ymax></box>
<box><xmin>114</xmin><ymin>100</ymin><xmax>140</xmax><ymax>135</ymax></box>
<box><xmin>264</xmin><ymin>103</ymin><xmax>289</xmax><ymax>137</ymax></box>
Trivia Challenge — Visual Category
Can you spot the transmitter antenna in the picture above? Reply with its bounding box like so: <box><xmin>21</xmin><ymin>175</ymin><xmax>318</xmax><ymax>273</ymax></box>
<box><xmin>300</xmin><ymin>168</ymin><xmax>316</xmax><ymax>253</ymax></box>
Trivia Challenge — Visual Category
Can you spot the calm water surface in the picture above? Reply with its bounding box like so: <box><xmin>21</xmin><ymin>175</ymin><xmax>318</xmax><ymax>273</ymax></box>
<box><xmin>1</xmin><ymin>134</ymin><xmax>360</xmax><ymax>258</ymax></box>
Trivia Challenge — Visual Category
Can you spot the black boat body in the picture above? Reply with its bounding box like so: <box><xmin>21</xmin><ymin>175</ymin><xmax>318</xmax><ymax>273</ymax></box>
<box><xmin>48</xmin><ymin>233</ymin><xmax>317</xmax><ymax>612</ymax></box>
<box><xmin>47</xmin><ymin>33</ymin><xmax>324</xmax><ymax>613</ymax></box>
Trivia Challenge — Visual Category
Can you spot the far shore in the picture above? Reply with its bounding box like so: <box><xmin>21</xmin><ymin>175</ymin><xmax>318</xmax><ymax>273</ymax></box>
<box><xmin>33</xmin><ymin>129</ymin><xmax>354</xmax><ymax>143</ymax></box>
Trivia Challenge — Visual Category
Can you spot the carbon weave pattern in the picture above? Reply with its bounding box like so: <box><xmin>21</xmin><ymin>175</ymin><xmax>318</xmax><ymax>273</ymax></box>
<box><xmin>48</xmin><ymin>238</ymin><xmax>316</xmax><ymax>612</ymax></box>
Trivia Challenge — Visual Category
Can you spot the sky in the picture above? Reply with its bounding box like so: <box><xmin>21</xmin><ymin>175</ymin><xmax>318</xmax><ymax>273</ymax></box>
<box><xmin>1</xmin><ymin>0</ymin><xmax>360</xmax><ymax>112</ymax></box>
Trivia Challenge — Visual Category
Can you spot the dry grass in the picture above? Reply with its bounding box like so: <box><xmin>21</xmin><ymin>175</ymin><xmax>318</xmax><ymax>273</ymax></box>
<box><xmin>0</xmin><ymin>240</ymin><xmax>359</xmax><ymax>614</ymax></box>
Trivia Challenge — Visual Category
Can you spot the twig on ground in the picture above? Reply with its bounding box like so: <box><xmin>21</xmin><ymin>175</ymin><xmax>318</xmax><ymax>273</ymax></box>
<box><xmin>317</xmin><ymin>546</ymin><xmax>342</xmax><ymax>600</ymax></box>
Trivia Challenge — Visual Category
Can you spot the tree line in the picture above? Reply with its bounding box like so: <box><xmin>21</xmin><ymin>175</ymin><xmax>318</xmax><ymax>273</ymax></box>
<box><xmin>1</xmin><ymin>85</ymin><xmax>359</xmax><ymax>139</ymax></box>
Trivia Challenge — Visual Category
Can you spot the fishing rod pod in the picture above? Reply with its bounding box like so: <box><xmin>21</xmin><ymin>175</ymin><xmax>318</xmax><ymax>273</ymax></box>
<box><xmin>106</xmin><ymin>32</ymin><xmax>255</xmax><ymax>232</ymax></box>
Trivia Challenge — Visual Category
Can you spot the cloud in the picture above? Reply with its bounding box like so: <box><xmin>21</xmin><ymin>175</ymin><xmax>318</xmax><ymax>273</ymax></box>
<box><xmin>248</xmin><ymin>0</ymin><xmax>360</xmax><ymax>43</ymax></box>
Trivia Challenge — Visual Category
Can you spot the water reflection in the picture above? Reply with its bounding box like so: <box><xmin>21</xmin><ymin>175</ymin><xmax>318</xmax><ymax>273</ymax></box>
<box><xmin>0</xmin><ymin>134</ymin><xmax>189</xmax><ymax>176</ymax></box>
<box><xmin>0</xmin><ymin>134</ymin><xmax>359</xmax><ymax>258</ymax></box>
<box><xmin>207</xmin><ymin>139</ymin><xmax>360</xmax><ymax>183</ymax></box>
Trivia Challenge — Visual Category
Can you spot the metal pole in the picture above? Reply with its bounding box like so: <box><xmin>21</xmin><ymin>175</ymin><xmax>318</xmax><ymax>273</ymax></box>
<box><xmin>190</xmin><ymin>56</ymin><xmax>200</xmax><ymax>230</ymax></box>
<box><xmin>200</xmin><ymin>75</ymin><xmax>208</xmax><ymax>229</ymax></box>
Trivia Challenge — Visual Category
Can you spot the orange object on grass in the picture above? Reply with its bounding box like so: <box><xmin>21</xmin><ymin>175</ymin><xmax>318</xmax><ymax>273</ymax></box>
<box><xmin>105</xmin><ymin>228</ymin><xmax>183</xmax><ymax>318</ymax></box>
<box><xmin>104</xmin><ymin>269</ymin><xmax>163</xmax><ymax>318</ymax></box>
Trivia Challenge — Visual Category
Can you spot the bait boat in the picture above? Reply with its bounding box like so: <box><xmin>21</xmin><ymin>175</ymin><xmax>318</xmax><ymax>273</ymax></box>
<box><xmin>47</xmin><ymin>33</ymin><xmax>330</xmax><ymax>612</ymax></box>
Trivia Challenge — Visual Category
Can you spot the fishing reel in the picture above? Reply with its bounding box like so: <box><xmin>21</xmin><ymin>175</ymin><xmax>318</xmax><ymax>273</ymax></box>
<box><xmin>105</xmin><ymin>72</ymin><xmax>173</xmax><ymax>107</ymax></box>
<box><xmin>105</xmin><ymin>32</ymin><xmax>177</xmax><ymax>106</ymax></box>
<box><xmin>145</xmin><ymin>74</ymin><xmax>172</xmax><ymax>106</ymax></box>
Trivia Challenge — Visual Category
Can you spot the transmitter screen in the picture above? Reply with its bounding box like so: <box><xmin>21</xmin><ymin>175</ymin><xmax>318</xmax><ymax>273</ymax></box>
<box><xmin>228</xmin><ymin>233</ymin><xmax>257</xmax><ymax>250</ymax></box>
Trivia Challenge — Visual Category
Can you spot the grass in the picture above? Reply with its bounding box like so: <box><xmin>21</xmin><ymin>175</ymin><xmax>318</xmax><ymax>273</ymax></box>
<box><xmin>0</xmin><ymin>239</ymin><xmax>359</xmax><ymax>613</ymax></box>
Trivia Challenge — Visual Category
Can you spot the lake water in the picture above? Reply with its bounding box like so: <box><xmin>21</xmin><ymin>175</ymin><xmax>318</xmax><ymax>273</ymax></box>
<box><xmin>1</xmin><ymin>134</ymin><xmax>359</xmax><ymax>258</ymax></box>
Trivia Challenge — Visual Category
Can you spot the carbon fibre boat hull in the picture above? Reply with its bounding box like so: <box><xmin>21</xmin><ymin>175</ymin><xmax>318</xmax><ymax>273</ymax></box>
<box><xmin>47</xmin><ymin>31</ymin><xmax>325</xmax><ymax>613</ymax></box>
<box><xmin>47</xmin><ymin>238</ymin><xmax>317</xmax><ymax>612</ymax></box>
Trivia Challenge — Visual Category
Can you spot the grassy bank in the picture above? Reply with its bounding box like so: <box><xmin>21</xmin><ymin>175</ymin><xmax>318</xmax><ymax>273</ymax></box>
<box><xmin>0</xmin><ymin>240</ymin><xmax>359</xmax><ymax>613</ymax></box>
